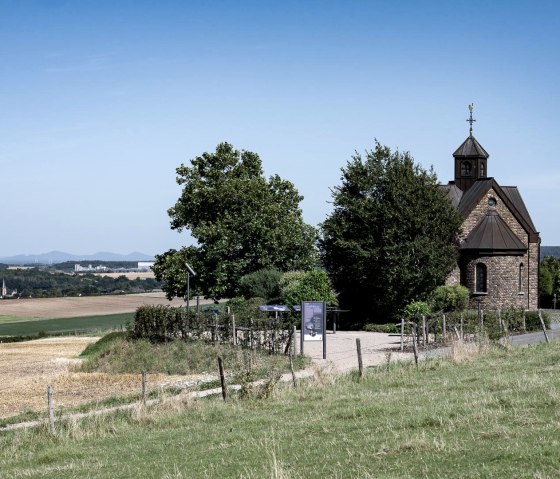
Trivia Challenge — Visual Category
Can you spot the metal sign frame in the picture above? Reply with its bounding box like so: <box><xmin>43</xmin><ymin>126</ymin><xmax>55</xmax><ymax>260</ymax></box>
<box><xmin>300</xmin><ymin>301</ymin><xmax>326</xmax><ymax>359</ymax></box>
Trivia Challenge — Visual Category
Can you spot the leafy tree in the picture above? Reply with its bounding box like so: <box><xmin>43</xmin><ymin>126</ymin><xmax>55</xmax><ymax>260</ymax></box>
<box><xmin>320</xmin><ymin>142</ymin><xmax>462</xmax><ymax>324</ymax></box>
<box><xmin>155</xmin><ymin>142</ymin><xmax>317</xmax><ymax>299</ymax></box>
<box><xmin>279</xmin><ymin>269</ymin><xmax>338</xmax><ymax>307</ymax></box>
<box><xmin>539</xmin><ymin>256</ymin><xmax>560</xmax><ymax>307</ymax></box>
<box><xmin>152</xmin><ymin>246</ymin><xmax>202</xmax><ymax>301</ymax></box>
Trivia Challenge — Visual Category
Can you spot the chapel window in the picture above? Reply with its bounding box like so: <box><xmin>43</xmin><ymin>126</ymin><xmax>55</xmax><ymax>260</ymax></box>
<box><xmin>519</xmin><ymin>263</ymin><xmax>524</xmax><ymax>293</ymax></box>
<box><xmin>475</xmin><ymin>263</ymin><xmax>487</xmax><ymax>293</ymax></box>
<box><xmin>461</xmin><ymin>161</ymin><xmax>473</xmax><ymax>177</ymax></box>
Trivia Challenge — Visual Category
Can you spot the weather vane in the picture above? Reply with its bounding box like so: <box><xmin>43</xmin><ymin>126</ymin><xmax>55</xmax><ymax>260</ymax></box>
<box><xmin>467</xmin><ymin>103</ymin><xmax>476</xmax><ymax>136</ymax></box>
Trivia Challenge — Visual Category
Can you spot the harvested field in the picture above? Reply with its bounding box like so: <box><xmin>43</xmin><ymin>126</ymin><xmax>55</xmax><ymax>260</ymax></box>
<box><xmin>0</xmin><ymin>337</ymin><xmax>210</xmax><ymax>419</ymax></box>
<box><xmin>0</xmin><ymin>292</ymin><xmax>215</xmax><ymax>319</ymax></box>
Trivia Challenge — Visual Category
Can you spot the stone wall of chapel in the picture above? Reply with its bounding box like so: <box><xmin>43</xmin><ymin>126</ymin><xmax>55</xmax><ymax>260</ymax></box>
<box><xmin>463</xmin><ymin>253</ymin><xmax>529</xmax><ymax>310</ymax></box>
<box><xmin>527</xmin><ymin>242</ymin><xmax>539</xmax><ymax>310</ymax></box>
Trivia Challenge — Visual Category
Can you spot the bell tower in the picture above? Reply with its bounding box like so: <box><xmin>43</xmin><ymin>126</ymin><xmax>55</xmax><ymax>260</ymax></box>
<box><xmin>453</xmin><ymin>104</ymin><xmax>489</xmax><ymax>191</ymax></box>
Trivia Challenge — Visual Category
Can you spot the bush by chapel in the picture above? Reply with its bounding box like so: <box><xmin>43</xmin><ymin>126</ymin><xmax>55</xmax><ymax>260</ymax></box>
<box><xmin>441</xmin><ymin>107</ymin><xmax>540</xmax><ymax>310</ymax></box>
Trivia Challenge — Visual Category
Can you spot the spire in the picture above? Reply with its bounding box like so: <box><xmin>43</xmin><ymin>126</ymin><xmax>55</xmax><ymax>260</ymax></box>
<box><xmin>453</xmin><ymin>105</ymin><xmax>489</xmax><ymax>191</ymax></box>
<box><xmin>466</xmin><ymin>103</ymin><xmax>476</xmax><ymax>136</ymax></box>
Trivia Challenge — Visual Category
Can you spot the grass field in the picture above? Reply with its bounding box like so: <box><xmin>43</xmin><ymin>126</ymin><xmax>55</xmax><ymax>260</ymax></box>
<box><xmin>2</xmin><ymin>341</ymin><xmax>560</xmax><ymax>478</ymax></box>
<box><xmin>0</xmin><ymin>313</ymin><xmax>134</xmax><ymax>336</ymax></box>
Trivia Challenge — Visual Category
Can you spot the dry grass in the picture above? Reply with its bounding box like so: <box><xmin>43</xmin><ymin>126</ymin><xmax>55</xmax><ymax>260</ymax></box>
<box><xmin>448</xmin><ymin>337</ymin><xmax>493</xmax><ymax>363</ymax></box>
<box><xmin>0</xmin><ymin>337</ymin><xmax>210</xmax><ymax>419</ymax></box>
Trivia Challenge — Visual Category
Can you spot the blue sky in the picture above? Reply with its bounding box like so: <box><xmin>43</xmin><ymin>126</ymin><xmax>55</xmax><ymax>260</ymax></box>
<box><xmin>1</xmin><ymin>0</ymin><xmax>559</xmax><ymax>256</ymax></box>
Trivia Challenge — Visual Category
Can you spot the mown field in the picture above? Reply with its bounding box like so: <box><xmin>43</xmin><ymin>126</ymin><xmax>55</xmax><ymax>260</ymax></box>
<box><xmin>2</xmin><ymin>341</ymin><xmax>560</xmax><ymax>478</ymax></box>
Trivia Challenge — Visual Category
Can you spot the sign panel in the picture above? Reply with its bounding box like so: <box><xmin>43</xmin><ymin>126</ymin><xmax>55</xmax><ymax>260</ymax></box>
<box><xmin>302</xmin><ymin>301</ymin><xmax>325</xmax><ymax>342</ymax></box>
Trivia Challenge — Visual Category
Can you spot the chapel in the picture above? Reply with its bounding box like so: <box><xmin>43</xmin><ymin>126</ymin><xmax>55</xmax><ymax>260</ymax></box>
<box><xmin>441</xmin><ymin>106</ymin><xmax>540</xmax><ymax>310</ymax></box>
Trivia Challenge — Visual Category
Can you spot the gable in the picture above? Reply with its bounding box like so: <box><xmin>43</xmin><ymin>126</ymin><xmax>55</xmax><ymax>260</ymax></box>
<box><xmin>456</xmin><ymin>178</ymin><xmax>538</xmax><ymax>243</ymax></box>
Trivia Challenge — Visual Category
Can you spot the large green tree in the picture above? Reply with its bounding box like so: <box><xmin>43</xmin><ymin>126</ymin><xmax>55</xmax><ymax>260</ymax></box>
<box><xmin>154</xmin><ymin>143</ymin><xmax>317</xmax><ymax>299</ymax></box>
<box><xmin>320</xmin><ymin>142</ymin><xmax>462</xmax><ymax>324</ymax></box>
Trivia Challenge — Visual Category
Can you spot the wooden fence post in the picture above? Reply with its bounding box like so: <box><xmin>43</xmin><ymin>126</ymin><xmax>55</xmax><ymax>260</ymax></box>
<box><xmin>400</xmin><ymin>317</ymin><xmax>405</xmax><ymax>351</ymax></box>
<box><xmin>232</xmin><ymin>314</ymin><xmax>237</xmax><ymax>346</ymax></box>
<box><xmin>460</xmin><ymin>313</ymin><xmax>464</xmax><ymax>340</ymax></box>
<box><xmin>356</xmin><ymin>338</ymin><xmax>363</xmax><ymax>378</ymax></box>
<box><xmin>422</xmin><ymin>316</ymin><xmax>426</xmax><ymax>347</ymax></box>
<box><xmin>442</xmin><ymin>314</ymin><xmax>447</xmax><ymax>343</ymax></box>
<box><xmin>522</xmin><ymin>309</ymin><xmax>526</xmax><ymax>332</ymax></box>
<box><xmin>47</xmin><ymin>385</ymin><xmax>56</xmax><ymax>434</ymax></box>
<box><xmin>411</xmin><ymin>324</ymin><xmax>419</xmax><ymax>370</ymax></box>
<box><xmin>289</xmin><ymin>354</ymin><xmax>297</xmax><ymax>388</ymax></box>
<box><xmin>539</xmin><ymin>310</ymin><xmax>550</xmax><ymax>343</ymax></box>
<box><xmin>141</xmin><ymin>370</ymin><xmax>147</xmax><ymax>405</ymax></box>
<box><xmin>292</xmin><ymin>325</ymin><xmax>297</xmax><ymax>356</ymax></box>
<box><xmin>218</xmin><ymin>356</ymin><xmax>227</xmax><ymax>401</ymax></box>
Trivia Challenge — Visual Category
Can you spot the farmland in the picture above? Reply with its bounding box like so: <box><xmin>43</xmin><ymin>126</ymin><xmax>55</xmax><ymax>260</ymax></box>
<box><xmin>2</xmin><ymin>341</ymin><xmax>560</xmax><ymax>478</ymax></box>
<box><xmin>0</xmin><ymin>293</ymin><xmax>218</xmax><ymax>337</ymax></box>
<box><xmin>0</xmin><ymin>293</ymin><xmax>188</xmax><ymax>320</ymax></box>
<box><xmin>0</xmin><ymin>336</ymin><xmax>209</xmax><ymax>419</ymax></box>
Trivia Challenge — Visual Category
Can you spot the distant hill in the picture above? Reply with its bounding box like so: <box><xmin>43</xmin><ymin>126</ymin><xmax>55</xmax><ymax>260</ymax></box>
<box><xmin>541</xmin><ymin>246</ymin><xmax>560</xmax><ymax>260</ymax></box>
<box><xmin>0</xmin><ymin>251</ymin><xmax>154</xmax><ymax>265</ymax></box>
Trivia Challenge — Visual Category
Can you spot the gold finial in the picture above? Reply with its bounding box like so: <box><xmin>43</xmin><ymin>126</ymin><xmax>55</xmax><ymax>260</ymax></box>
<box><xmin>466</xmin><ymin>103</ymin><xmax>476</xmax><ymax>136</ymax></box>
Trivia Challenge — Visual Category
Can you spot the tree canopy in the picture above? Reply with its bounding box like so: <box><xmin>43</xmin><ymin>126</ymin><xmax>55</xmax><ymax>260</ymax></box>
<box><xmin>154</xmin><ymin>143</ymin><xmax>317</xmax><ymax>299</ymax></box>
<box><xmin>320</xmin><ymin>142</ymin><xmax>462</xmax><ymax>324</ymax></box>
<box><xmin>539</xmin><ymin>256</ymin><xmax>560</xmax><ymax>308</ymax></box>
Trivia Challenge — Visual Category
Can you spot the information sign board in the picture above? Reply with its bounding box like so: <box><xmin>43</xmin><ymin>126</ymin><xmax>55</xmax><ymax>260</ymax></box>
<box><xmin>302</xmin><ymin>301</ymin><xmax>325</xmax><ymax>342</ymax></box>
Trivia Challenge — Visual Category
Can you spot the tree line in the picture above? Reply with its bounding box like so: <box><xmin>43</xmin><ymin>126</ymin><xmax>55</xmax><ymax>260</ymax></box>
<box><xmin>0</xmin><ymin>267</ymin><xmax>160</xmax><ymax>298</ymax></box>
<box><xmin>153</xmin><ymin>141</ymin><xmax>463</xmax><ymax>327</ymax></box>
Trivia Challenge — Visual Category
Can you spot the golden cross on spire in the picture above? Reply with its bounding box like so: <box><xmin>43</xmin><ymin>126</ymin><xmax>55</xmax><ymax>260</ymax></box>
<box><xmin>467</xmin><ymin>103</ymin><xmax>476</xmax><ymax>136</ymax></box>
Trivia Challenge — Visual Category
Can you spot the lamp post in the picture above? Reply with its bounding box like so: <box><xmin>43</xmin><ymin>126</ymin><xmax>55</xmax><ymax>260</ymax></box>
<box><xmin>554</xmin><ymin>293</ymin><xmax>557</xmax><ymax>310</ymax></box>
<box><xmin>185</xmin><ymin>263</ymin><xmax>196</xmax><ymax>314</ymax></box>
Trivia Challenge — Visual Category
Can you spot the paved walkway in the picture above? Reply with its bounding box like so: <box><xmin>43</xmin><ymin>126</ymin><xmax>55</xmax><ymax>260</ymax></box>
<box><xmin>296</xmin><ymin>331</ymin><xmax>414</xmax><ymax>373</ymax></box>
<box><xmin>299</xmin><ymin>323</ymin><xmax>560</xmax><ymax>373</ymax></box>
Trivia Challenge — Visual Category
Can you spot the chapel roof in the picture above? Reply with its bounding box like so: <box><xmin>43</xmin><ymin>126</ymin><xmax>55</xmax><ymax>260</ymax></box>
<box><xmin>440</xmin><ymin>183</ymin><xmax>463</xmax><ymax>208</ymax></box>
<box><xmin>460</xmin><ymin>209</ymin><xmax>527</xmax><ymax>253</ymax></box>
<box><xmin>453</xmin><ymin>177</ymin><xmax>538</xmax><ymax>242</ymax></box>
<box><xmin>453</xmin><ymin>135</ymin><xmax>489</xmax><ymax>158</ymax></box>
<box><xmin>501</xmin><ymin>186</ymin><xmax>537</xmax><ymax>232</ymax></box>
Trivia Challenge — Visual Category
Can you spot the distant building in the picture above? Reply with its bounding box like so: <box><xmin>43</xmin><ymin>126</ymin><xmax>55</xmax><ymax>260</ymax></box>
<box><xmin>138</xmin><ymin>261</ymin><xmax>155</xmax><ymax>271</ymax></box>
<box><xmin>1</xmin><ymin>278</ymin><xmax>17</xmax><ymax>299</ymax></box>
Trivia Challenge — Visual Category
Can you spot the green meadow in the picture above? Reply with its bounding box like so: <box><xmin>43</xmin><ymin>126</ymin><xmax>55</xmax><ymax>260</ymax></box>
<box><xmin>2</xmin><ymin>341</ymin><xmax>560</xmax><ymax>478</ymax></box>
<box><xmin>0</xmin><ymin>312</ymin><xmax>134</xmax><ymax>337</ymax></box>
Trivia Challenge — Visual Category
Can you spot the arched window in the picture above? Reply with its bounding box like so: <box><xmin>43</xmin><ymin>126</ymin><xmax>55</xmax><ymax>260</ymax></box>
<box><xmin>475</xmin><ymin>263</ymin><xmax>487</xmax><ymax>293</ymax></box>
<box><xmin>480</xmin><ymin>161</ymin><xmax>485</xmax><ymax>177</ymax></box>
<box><xmin>519</xmin><ymin>263</ymin><xmax>524</xmax><ymax>293</ymax></box>
<box><xmin>461</xmin><ymin>161</ymin><xmax>473</xmax><ymax>177</ymax></box>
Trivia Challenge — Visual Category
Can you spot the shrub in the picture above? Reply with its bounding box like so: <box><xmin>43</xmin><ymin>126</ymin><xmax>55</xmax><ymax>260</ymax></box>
<box><xmin>429</xmin><ymin>285</ymin><xmax>469</xmax><ymax>312</ymax></box>
<box><xmin>525</xmin><ymin>311</ymin><xmax>551</xmax><ymax>331</ymax></box>
<box><xmin>403</xmin><ymin>301</ymin><xmax>431</xmax><ymax>319</ymax></box>
<box><xmin>280</xmin><ymin>269</ymin><xmax>338</xmax><ymax>307</ymax></box>
<box><xmin>238</xmin><ymin>269</ymin><xmax>282</xmax><ymax>301</ymax></box>
<box><xmin>363</xmin><ymin>323</ymin><xmax>399</xmax><ymax>333</ymax></box>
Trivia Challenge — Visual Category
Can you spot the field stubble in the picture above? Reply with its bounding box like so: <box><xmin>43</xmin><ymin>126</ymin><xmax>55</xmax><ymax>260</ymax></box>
<box><xmin>0</xmin><ymin>337</ymin><xmax>209</xmax><ymax>419</ymax></box>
